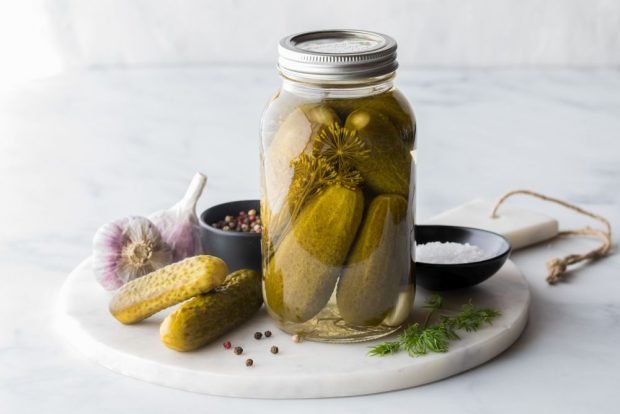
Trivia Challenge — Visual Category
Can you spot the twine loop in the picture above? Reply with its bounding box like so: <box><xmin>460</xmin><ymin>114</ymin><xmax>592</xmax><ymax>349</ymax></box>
<box><xmin>490</xmin><ymin>189</ymin><xmax>612</xmax><ymax>284</ymax></box>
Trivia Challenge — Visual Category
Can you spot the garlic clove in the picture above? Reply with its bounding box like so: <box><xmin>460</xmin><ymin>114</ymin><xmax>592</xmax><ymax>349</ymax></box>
<box><xmin>93</xmin><ymin>216</ymin><xmax>173</xmax><ymax>290</ymax></box>
<box><xmin>150</xmin><ymin>172</ymin><xmax>207</xmax><ymax>261</ymax></box>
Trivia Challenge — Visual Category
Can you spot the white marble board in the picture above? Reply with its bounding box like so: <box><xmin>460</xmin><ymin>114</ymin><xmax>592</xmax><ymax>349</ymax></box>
<box><xmin>55</xmin><ymin>258</ymin><xmax>529</xmax><ymax>399</ymax></box>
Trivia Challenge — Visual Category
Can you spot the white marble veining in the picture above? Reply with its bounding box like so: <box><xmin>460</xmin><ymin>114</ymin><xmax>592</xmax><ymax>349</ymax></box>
<box><xmin>1</xmin><ymin>68</ymin><xmax>619</xmax><ymax>411</ymax></box>
<box><xmin>56</xmin><ymin>259</ymin><xmax>528</xmax><ymax>398</ymax></box>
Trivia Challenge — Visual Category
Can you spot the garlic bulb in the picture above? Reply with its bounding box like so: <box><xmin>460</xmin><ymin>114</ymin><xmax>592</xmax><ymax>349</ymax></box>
<box><xmin>149</xmin><ymin>172</ymin><xmax>206</xmax><ymax>261</ymax></box>
<box><xmin>93</xmin><ymin>216</ymin><xmax>173</xmax><ymax>290</ymax></box>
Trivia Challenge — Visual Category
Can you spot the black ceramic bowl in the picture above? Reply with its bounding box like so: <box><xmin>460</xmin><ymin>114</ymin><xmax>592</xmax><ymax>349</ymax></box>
<box><xmin>415</xmin><ymin>225</ymin><xmax>511</xmax><ymax>291</ymax></box>
<box><xmin>199</xmin><ymin>200</ymin><xmax>262</xmax><ymax>273</ymax></box>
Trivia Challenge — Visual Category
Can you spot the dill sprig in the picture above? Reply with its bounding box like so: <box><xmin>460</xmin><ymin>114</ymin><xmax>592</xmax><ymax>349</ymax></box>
<box><xmin>267</xmin><ymin>154</ymin><xmax>336</xmax><ymax>249</ymax></box>
<box><xmin>368</xmin><ymin>295</ymin><xmax>501</xmax><ymax>357</ymax></box>
<box><xmin>367</xmin><ymin>340</ymin><xmax>401</xmax><ymax>356</ymax></box>
<box><xmin>287</xmin><ymin>154</ymin><xmax>337</xmax><ymax>218</ymax></box>
<box><xmin>441</xmin><ymin>304</ymin><xmax>502</xmax><ymax>335</ymax></box>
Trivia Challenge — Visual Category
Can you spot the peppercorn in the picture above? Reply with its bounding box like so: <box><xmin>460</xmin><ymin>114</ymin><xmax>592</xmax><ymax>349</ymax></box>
<box><xmin>215</xmin><ymin>211</ymin><xmax>262</xmax><ymax>233</ymax></box>
<box><xmin>270</xmin><ymin>346</ymin><xmax>279</xmax><ymax>354</ymax></box>
<box><xmin>254</xmin><ymin>331</ymin><xmax>263</xmax><ymax>340</ymax></box>
<box><xmin>234</xmin><ymin>346</ymin><xmax>243</xmax><ymax>355</ymax></box>
<box><xmin>264</xmin><ymin>330</ymin><xmax>272</xmax><ymax>338</ymax></box>
<box><xmin>245</xmin><ymin>358</ymin><xmax>253</xmax><ymax>367</ymax></box>
<box><xmin>223</xmin><ymin>341</ymin><xmax>231</xmax><ymax>349</ymax></box>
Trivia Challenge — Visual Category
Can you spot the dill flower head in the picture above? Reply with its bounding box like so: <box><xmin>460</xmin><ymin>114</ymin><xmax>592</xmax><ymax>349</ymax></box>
<box><xmin>331</xmin><ymin>166</ymin><xmax>364</xmax><ymax>190</ymax></box>
<box><xmin>313</xmin><ymin>123</ymin><xmax>370</xmax><ymax>171</ymax></box>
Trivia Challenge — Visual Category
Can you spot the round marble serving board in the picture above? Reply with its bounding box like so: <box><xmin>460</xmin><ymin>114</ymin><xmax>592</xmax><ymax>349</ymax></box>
<box><xmin>55</xmin><ymin>258</ymin><xmax>529</xmax><ymax>399</ymax></box>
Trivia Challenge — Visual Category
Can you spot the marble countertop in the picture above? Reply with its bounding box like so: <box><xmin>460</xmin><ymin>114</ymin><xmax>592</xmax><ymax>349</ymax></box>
<box><xmin>1</xmin><ymin>67</ymin><xmax>619</xmax><ymax>413</ymax></box>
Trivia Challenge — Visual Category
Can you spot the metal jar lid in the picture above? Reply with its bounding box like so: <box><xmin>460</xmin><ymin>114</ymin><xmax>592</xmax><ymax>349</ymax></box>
<box><xmin>278</xmin><ymin>30</ymin><xmax>398</xmax><ymax>82</ymax></box>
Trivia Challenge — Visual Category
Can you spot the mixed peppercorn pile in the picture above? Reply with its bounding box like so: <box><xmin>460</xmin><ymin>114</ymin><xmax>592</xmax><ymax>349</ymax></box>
<box><xmin>211</xmin><ymin>209</ymin><xmax>262</xmax><ymax>233</ymax></box>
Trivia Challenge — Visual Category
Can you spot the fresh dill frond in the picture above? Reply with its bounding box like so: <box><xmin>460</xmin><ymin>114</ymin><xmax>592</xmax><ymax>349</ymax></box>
<box><xmin>411</xmin><ymin>325</ymin><xmax>451</xmax><ymax>355</ymax></box>
<box><xmin>368</xmin><ymin>295</ymin><xmax>501</xmax><ymax>358</ymax></box>
<box><xmin>448</xmin><ymin>303</ymin><xmax>502</xmax><ymax>332</ymax></box>
<box><xmin>368</xmin><ymin>340</ymin><xmax>401</xmax><ymax>356</ymax></box>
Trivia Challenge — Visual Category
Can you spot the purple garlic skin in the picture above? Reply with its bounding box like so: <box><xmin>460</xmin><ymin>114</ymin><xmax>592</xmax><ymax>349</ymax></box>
<box><xmin>150</xmin><ymin>214</ymin><xmax>200</xmax><ymax>261</ymax></box>
<box><xmin>92</xmin><ymin>216</ymin><xmax>173</xmax><ymax>290</ymax></box>
<box><xmin>149</xmin><ymin>173</ymin><xmax>206</xmax><ymax>261</ymax></box>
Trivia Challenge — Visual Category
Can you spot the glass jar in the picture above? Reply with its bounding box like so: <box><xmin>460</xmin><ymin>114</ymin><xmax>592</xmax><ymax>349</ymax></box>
<box><xmin>259</xmin><ymin>30</ymin><xmax>416</xmax><ymax>343</ymax></box>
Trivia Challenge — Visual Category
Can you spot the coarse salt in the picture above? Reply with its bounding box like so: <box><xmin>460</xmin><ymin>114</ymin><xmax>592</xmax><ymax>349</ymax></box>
<box><xmin>416</xmin><ymin>242</ymin><xmax>490</xmax><ymax>264</ymax></box>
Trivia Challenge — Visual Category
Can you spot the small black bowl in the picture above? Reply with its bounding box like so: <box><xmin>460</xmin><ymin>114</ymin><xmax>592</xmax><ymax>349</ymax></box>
<box><xmin>415</xmin><ymin>225</ymin><xmax>511</xmax><ymax>291</ymax></box>
<box><xmin>199</xmin><ymin>200</ymin><xmax>262</xmax><ymax>273</ymax></box>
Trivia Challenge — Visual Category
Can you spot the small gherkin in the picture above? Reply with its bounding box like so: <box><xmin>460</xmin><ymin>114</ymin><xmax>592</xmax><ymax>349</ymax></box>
<box><xmin>109</xmin><ymin>255</ymin><xmax>228</xmax><ymax>325</ymax></box>
<box><xmin>160</xmin><ymin>269</ymin><xmax>263</xmax><ymax>352</ymax></box>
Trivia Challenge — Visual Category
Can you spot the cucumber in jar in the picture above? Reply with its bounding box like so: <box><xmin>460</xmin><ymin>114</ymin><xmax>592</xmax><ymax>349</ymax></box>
<box><xmin>262</xmin><ymin>104</ymin><xmax>340</xmax><ymax>243</ymax></box>
<box><xmin>263</xmin><ymin>184</ymin><xmax>364</xmax><ymax>323</ymax></box>
<box><xmin>337</xmin><ymin>194</ymin><xmax>409</xmax><ymax>325</ymax></box>
<box><xmin>263</xmin><ymin>104</ymin><xmax>340</xmax><ymax>217</ymax></box>
<box><xmin>328</xmin><ymin>91</ymin><xmax>416</xmax><ymax>144</ymax></box>
<box><xmin>345</xmin><ymin>108</ymin><xmax>412</xmax><ymax>196</ymax></box>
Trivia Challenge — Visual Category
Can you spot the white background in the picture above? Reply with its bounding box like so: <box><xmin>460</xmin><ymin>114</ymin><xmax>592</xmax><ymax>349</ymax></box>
<box><xmin>1</xmin><ymin>0</ymin><xmax>620</xmax><ymax>88</ymax></box>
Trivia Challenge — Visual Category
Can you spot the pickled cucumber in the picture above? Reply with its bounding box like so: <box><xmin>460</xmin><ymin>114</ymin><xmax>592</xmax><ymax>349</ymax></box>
<box><xmin>264</xmin><ymin>104</ymin><xmax>340</xmax><ymax>216</ymax></box>
<box><xmin>337</xmin><ymin>194</ymin><xmax>409</xmax><ymax>325</ymax></box>
<box><xmin>345</xmin><ymin>108</ymin><xmax>411</xmax><ymax>196</ymax></box>
<box><xmin>264</xmin><ymin>185</ymin><xmax>364</xmax><ymax>323</ymax></box>
<box><xmin>109</xmin><ymin>255</ymin><xmax>228</xmax><ymax>324</ymax></box>
<box><xmin>366</xmin><ymin>91</ymin><xmax>416</xmax><ymax>143</ymax></box>
<box><xmin>328</xmin><ymin>91</ymin><xmax>415</xmax><ymax>143</ymax></box>
<box><xmin>160</xmin><ymin>269</ymin><xmax>263</xmax><ymax>352</ymax></box>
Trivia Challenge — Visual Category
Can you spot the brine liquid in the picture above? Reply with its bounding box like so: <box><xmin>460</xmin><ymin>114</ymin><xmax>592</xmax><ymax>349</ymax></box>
<box><xmin>265</xmin><ymin>285</ymin><xmax>415</xmax><ymax>343</ymax></box>
<box><xmin>260</xmin><ymin>86</ymin><xmax>416</xmax><ymax>342</ymax></box>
